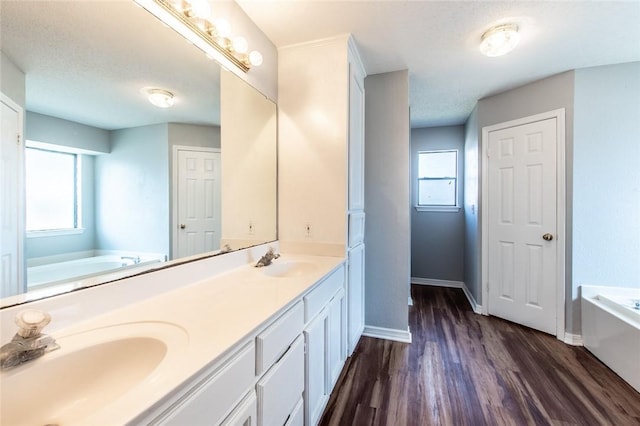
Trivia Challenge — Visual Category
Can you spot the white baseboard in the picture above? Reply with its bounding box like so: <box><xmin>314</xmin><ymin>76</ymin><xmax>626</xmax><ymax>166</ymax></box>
<box><xmin>563</xmin><ymin>332</ymin><xmax>583</xmax><ymax>346</ymax></box>
<box><xmin>362</xmin><ymin>325</ymin><xmax>412</xmax><ymax>344</ymax></box>
<box><xmin>411</xmin><ymin>277</ymin><xmax>483</xmax><ymax>314</ymax></box>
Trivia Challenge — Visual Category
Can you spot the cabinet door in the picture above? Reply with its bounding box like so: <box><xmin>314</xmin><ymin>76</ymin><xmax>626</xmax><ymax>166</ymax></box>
<box><xmin>327</xmin><ymin>289</ymin><xmax>346</xmax><ymax>389</ymax></box>
<box><xmin>348</xmin><ymin>61</ymin><xmax>365</xmax><ymax>211</ymax></box>
<box><xmin>304</xmin><ymin>308</ymin><xmax>328</xmax><ymax>426</ymax></box>
<box><xmin>347</xmin><ymin>243</ymin><xmax>365</xmax><ymax>355</ymax></box>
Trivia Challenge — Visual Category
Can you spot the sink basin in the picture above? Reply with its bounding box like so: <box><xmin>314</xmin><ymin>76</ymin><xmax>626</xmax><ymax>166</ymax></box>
<box><xmin>0</xmin><ymin>321</ymin><xmax>187</xmax><ymax>426</ymax></box>
<box><xmin>262</xmin><ymin>261</ymin><xmax>317</xmax><ymax>278</ymax></box>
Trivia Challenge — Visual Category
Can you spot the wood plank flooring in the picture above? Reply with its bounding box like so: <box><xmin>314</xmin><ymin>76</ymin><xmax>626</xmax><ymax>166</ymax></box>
<box><xmin>320</xmin><ymin>285</ymin><xmax>640</xmax><ymax>426</ymax></box>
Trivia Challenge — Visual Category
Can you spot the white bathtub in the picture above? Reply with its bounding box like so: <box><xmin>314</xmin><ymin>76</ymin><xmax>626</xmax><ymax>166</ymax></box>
<box><xmin>27</xmin><ymin>253</ymin><xmax>165</xmax><ymax>289</ymax></box>
<box><xmin>581</xmin><ymin>285</ymin><xmax>640</xmax><ymax>393</ymax></box>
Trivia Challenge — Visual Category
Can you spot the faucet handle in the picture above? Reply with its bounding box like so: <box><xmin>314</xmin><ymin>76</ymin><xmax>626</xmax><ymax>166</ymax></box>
<box><xmin>15</xmin><ymin>310</ymin><xmax>52</xmax><ymax>338</ymax></box>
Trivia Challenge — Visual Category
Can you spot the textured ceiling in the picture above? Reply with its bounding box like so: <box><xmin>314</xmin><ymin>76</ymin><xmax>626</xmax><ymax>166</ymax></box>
<box><xmin>1</xmin><ymin>1</ymin><xmax>222</xmax><ymax>130</ymax></box>
<box><xmin>236</xmin><ymin>0</ymin><xmax>640</xmax><ymax>128</ymax></box>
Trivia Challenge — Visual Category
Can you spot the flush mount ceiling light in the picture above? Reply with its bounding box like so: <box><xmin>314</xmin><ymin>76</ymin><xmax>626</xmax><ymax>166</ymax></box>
<box><xmin>480</xmin><ymin>23</ymin><xmax>520</xmax><ymax>57</ymax></box>
<box><xmin>145</xmin><ymin>88</ymin><xmax>175</xmax><ymax>108</ymax></box>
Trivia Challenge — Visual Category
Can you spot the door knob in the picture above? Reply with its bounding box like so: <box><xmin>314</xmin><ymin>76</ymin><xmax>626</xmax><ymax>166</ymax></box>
<box><xmin>180</xmin><ymin>224</ymin><xmax>186</xmax><ymax>229</ymax></box>
<box><xmin>542</xmin><ymin>233</ymin><xmax>553</xmax><ymax>241</ymax></box>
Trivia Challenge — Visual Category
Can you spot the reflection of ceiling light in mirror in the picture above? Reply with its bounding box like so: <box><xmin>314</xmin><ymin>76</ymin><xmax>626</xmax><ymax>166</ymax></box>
<box><xmin>186</xmin><ymin>0</ymin><xmax>211</xmax><ymax>19</ymax></box>
<box><xmin>144</xmin><ymin>88</ymin><xmax>175</xmax><ymax>108</ymax></box>
<box><xmin>480</xmin><ymin>23</ymin><xmax>520</xmax><ymax>57</ymax></box>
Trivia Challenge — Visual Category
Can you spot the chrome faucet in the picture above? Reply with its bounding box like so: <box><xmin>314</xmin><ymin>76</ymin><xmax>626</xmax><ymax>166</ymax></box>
<box><xmin>220</xmin><ymin>244</ymin><xmax>232</xmax><ymax>254</ymax></box>
<box><xmin>0</xmin><ymin>310</ymin><xmax>60</xmax><ymax>370</ymax></box>
<box><xmin>121</xmin><ymin>255</ymin><xmax>141</xmax><ymax>265</ymax></box>
<box><xmin>255</xmin><ymin>247</ymin><xmax>280</xmax><ymax>267</ymax></box>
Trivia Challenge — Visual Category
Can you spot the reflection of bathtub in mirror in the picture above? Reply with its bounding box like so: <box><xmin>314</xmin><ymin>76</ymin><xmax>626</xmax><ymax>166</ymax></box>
<box><xmin>27</xmin><ymin>252</ymin><xmax>166</xmax><ymax>290</ymax></box>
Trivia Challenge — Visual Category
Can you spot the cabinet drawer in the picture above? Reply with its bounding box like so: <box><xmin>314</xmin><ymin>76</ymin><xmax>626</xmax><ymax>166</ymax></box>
<box><xmin>304</xmin><ymin>266</ymin><xmax>345</xmax><ymax>322</ymax></box>
<box><xmin>284</xmin><ymin>398</ymin><xmax>303</xmax><ymax>426</ymax></box>
<box><xmin>256</xmin><ymin>301</ymin><xmax>304</xmax><ymax>375</ymax></box>
<box><xmin>158</xmin><ymin>342</ymin><xmax>255</xmax><ymax>426</ymax></box>
<box><xmin>257</xmin><ymin>335</ymin><xmax>304</xmax><ymax>426</ymax></box>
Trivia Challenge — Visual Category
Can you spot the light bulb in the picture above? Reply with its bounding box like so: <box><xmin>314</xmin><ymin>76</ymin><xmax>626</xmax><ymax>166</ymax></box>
<box><xmin>249</xmin><ymin>50</ymin><xmax>263</xmax><ymax>66</ymax></box>
<box><xmin>232</xmin><ymin>36</ymin><xmax>248</xmax><ymax>54</ymax></box>
<box><xmin>214</xmin><ymin>18</ymin><xmax>231</xmax><ymax>38</ymax></box>
<box><xmin>187</xmin><ymin>0</ymin><xmax>211</xmax><ymax>19</ymax></box>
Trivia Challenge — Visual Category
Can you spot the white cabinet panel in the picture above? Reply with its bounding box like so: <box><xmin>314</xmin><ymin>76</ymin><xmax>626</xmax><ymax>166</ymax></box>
<box><xmin>221</xmin><ymin>391</ymin><xmax>257</xmax><ymax>426</ymax></box>
<box><xmin>347</xmin><ymin>243</ymin><xmax>365</xmax><ymax>355</ymax></box>
<box><xmin>256</xmin><ymin>301</ymin><xmax>304</xmax><ymax>375</ymax></box>
<box><xmin>158</xmin><ymin>342</ymin><xmax>255</xmax><ymax>426</ymax></box>
<box><xmin>304</xmin><ymin>309</ymin><xmax>328</xmax><ymax>426</ymax></box>
<box><xmin>327</xmin><ymin>289</ymin><xmax>346</xmax><ymax>388</ymax></box>
<box><xmin>257</xmin><ymin>335</ymin><xmax>304</xmax><ymax>426</ymax></box>
<box><xmin>348</xmin><ymin>57</ymin><xmax>365</xmax><ymax>212</ymax></box>
<box><xmin>348</xmin><ymin>212</ymin><xmax>365</xmax><ymax>248</ymax></box>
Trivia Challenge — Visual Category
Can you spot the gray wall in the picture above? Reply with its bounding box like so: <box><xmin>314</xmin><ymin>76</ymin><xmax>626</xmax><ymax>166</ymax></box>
<box><xmin>95</xmin><ymin>124</ymin><xmax>169</xmax><ymax>255</ymax></box>
<box><xmin>572</xmin><ymin>62</ymin><xmax>640</xmax><ymax>331</ymax></box>
<box><xmin>411</xmin><ymin>126</ymin><xmax>465</xmax><ymax>282</ymax></box>
<box><xmin>364</xmin><ymin>70</ymin><xmax>410</xmax><ymax>333</ymax></box>
<box><xmin>25</xmin><ymin>111</ymin><xmax>109</xmax><ymax>153</ymax></box>
<box><xmin>463</xmin><ymin>106</ymin><xmax>480</xmax><ymax>303</ymax></box>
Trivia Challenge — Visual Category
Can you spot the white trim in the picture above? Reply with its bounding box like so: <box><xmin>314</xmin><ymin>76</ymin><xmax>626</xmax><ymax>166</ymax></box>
<box><xmin>481</xmin><ymin>108</ymin><xmax>566</xmax><ymax>341</ymax></box>
<box><xmin>26</xmin><ymin>228</ymin><xmax>85</xmax><ymax>238</ymax></box>
<box><xmin>411</xmin><ymin>278</ymin><xmax>483</xmax><ymax>314</ymax></box>
<box><xmin>362</xmin><ymin>325</ymin><xmax>412</xmax><ymax>344</ymax></box>
<box><xmin>412</xmin><ymin>277</ymin><xmax>464</xmax><ymax>288</ymax></box>
<box><xmin>563</xmin><ymin>333</ymin><xmax>584</xmax><ymax>346</ymax></box>
<box><xmin>171</xmin><ymin>145</ymin><xmax>221</xmax><ymax>260</ymax></box>
<box><xmin>414</xmin><ymin>206</ymin><xmax>461</xmax><ymax>213</ymax></box>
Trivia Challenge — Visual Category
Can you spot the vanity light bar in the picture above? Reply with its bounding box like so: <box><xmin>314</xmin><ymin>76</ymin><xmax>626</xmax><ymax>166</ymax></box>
<box><xmin>134</xmin><ymin>0</ymin><xmax>250</xmax><ymax>73</ymax></box>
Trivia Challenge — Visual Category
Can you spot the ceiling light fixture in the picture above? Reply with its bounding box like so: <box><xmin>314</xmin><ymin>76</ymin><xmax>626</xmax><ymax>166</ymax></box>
<box><xmin>480</xmin><ymin>23</ymin><xmax>520</xmax><ymax>57</ymax></box>
<box><xmin>145</xmin><ymin>88</ymin><xmax>175</xmax><ymax>108</ymax></box>
<box><xmin>134</xmin><ymin>0</ymin><xmax>262</xmax><ymax>73</ymax></box>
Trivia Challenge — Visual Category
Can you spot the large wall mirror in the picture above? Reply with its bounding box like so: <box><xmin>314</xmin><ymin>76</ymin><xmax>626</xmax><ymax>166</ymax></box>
<box><xmin>0</xmin><ymin>1</ymin><xmax>277</xmax><ymax>305</ymax></box>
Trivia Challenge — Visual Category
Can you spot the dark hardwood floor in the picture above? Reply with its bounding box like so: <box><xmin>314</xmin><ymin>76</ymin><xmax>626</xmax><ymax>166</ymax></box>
<box><xmin>320</xmin><ymin>285</ymin><xmax>640</xmax><ymax>426</ymax></box>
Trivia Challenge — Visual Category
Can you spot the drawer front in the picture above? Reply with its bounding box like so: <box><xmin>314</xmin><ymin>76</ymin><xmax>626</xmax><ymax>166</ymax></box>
<box><xmin>256</xmin><ymin>301</ymin><xmax>304</xmax><ymax>375</ymax></box>
<box><xmin>304</xmin><ymin>265</ymin><xmax>345</xmax><ymax>322</ymax></box>
<box><xmin>284</xmin><ymin>398</ymin><xmax>304</xmax><ymax>426</ymax></box>
<box><xmin>221</xmin><ymin>391</ymin><xmax>257</xmax><ymax>426</ymax></box>
<box><xmin>159</xmin><ymin>342</ymin><xmax>255</xmax><ymax>426</ymax></box>
<box><xmin>257</xmin><ymin>335</ymin><xmax>304</xmax><ymax>426</ymax></box>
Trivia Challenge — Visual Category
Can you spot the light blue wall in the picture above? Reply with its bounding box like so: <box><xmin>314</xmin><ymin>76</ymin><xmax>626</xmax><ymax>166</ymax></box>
<box><xmin>411</xmin><ymin>126</ymin><xmax>465</xmax><ymax>282</ymax></box>
<box><xmin>463</xmin><ymin>106</ymin><xmax>480</xmax><ymax>303</ymax></box>
<box><xmin>1</xmin><ymin>51</ymin><xmax>25</xmax><ymax>107</ymax></box>
<box><xmin>364</xmin><ymin>70</ymin><xmax>411</xmax><ymax>333</ymax></box>
<box><xmin>573</xmin><ymin>62</ymin><xmax>640</xmax><ymax>313</ymax></box>
<box><xmin>95</xmin><ymin>124</ymin><xmax>169</xmax><ymax>256</ymax></box>
<box><xmin>25</xmin><ymin>112</ymin><xmax>109</xmax><ymax>153</ymax></box>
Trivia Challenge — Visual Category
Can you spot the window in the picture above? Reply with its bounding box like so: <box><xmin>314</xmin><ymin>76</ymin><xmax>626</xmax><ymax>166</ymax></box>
<box><xmin>25</xmin><ymin>147</ymin><xmax>80</xmax><ymax>232</ymax></box>
<box><xmin>417</xmin><ymin>150</ymin><xmax>459</xmax><ymax>211</ymax></box>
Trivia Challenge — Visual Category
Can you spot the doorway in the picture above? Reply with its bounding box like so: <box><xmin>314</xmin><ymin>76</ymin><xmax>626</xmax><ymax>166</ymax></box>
<box><xmin>481</xmin><ymin>109</ymin><xmax>566</xmax><ymax>339</ymax></box>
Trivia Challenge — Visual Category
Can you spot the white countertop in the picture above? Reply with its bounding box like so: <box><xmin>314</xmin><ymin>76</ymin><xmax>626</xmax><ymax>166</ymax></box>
<box><xmin>0</xmin><ymin>253</ymin><xmax>344</xmax><ymax>426</ymax></box>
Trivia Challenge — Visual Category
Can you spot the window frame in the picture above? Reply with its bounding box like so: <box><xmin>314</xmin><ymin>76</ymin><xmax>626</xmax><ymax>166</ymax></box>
<box><xmin>25</xmin><ymin>144</ymin><xmax>84</xmax><ymax>237</ymax></box>
<box><xmin>415</xmin><ymin>149</ymin><xmax>461</xmax><ymax>212</ymax></box>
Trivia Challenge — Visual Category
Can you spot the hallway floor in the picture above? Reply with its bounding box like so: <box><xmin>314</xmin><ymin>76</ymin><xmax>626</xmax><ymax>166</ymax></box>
<box><xmin>319</xmin><ymin>285</ymin><xmax>640</xmax><ymax>426</ymax></box>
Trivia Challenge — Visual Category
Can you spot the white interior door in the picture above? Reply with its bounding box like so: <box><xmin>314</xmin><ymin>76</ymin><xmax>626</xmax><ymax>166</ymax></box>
<box><xmin>176</xmin><ymin>148</ymin><xmax>221</xmax><ymax>258</ymax></box>
<box><xmin>1</xmin><ymin>96</ymin><xmax>24</xmax><ymax>297</ymax></box>
<box><xmin>487</xmin><ymin>117</ymin><xmax>558</xmax><ymax>335</ymax></box>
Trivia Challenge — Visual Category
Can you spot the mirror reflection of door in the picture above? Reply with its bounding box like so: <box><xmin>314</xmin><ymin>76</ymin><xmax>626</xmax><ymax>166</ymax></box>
<box><xmin>175</xmin><ymin>147</ymin><xmax>221</xmax><ymax>258</ymax></box>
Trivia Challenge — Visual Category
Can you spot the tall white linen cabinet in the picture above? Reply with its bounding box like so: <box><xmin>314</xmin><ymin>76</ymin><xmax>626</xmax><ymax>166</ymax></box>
<box><xmin>278</xmin><ymin>34</ymin><xmax>366</xmax><ymax>425</ymax></box>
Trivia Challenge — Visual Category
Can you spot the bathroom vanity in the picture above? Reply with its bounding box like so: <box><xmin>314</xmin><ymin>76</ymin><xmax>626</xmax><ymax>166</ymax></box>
<box><xmin>0</xmin><ymin>243</ymin><xmax>351</xmax><ymax>426</ymax></box>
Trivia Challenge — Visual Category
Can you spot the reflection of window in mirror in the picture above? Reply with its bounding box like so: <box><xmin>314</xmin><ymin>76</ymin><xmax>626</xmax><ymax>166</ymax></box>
<box><xmin>25</xmin><ymin>146</ymin><xmax>81</xmax><ymax>233</ymax></box>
